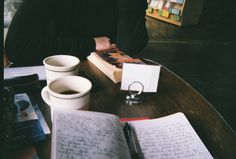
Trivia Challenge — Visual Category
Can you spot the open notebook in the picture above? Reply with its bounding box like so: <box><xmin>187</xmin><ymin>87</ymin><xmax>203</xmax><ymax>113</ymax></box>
<box><xmin>51</xmin><ymin>110</ymin><xmax>213</xmax><ymax>159</ymax></box>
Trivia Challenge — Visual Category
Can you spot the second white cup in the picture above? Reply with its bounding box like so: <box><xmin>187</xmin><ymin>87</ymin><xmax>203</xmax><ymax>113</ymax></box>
<box><xmin>43</xmin><ymin>55</ymin><xmax>80</xmax><ymax>84</ymax></box>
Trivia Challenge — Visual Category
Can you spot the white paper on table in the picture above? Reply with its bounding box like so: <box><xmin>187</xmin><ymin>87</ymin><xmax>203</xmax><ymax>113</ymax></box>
<box><xmin>4</xmin><ymin>65</ymin><xmax>46</xmax><ymax>80</ymax></box>
<box><xmin>121</xmin><ymin>63</ymin><xmax>161</xmax><ymax>93</ymax></box>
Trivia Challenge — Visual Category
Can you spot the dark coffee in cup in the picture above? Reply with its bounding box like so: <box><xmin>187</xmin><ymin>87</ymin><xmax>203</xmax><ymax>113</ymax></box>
<box><xmin>41</xmin><ymin>76</ymin><xmax>92</xmax><ymax>122</ymax></box>
<box><xmin>60</xmin><ymin>90</ymin><xmax>80</xmax><ymax>95</ymax></box>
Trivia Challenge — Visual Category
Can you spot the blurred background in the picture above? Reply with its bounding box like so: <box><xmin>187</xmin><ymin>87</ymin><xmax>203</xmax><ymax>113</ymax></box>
<box><xmin>4</xmin><ymin>0</ymin><xmax>236</xmax><ymax>131</ymax></box>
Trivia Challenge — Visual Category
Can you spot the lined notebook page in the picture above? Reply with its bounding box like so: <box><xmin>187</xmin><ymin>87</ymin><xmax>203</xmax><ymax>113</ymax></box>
<box><xmin>51</xmin><ymin>110</ymin><xmax>131</xmax><ymax>159</ymax></box>
<box><xmin>129</xmin><ymin>112</ymin><xmax>213</xmax><ymax>159</ymax></box>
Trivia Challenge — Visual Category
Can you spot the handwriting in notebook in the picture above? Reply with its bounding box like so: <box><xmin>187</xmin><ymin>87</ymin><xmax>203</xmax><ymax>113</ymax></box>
<box><xmin>53</xmin><ymin>111</ymin><xmax>130</xmax><ymax>159</ymax></box>
<box><xmin>129</xmin><ymin>113</ymin><xmax>213</xmax><ymax>159</ymax></box>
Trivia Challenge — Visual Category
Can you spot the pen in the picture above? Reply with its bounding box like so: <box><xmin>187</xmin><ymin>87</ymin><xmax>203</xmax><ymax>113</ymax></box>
<box><xmin>124</xmin><ymin>123</ymin><xmax>139</xmax><ymax>158</ymax></box>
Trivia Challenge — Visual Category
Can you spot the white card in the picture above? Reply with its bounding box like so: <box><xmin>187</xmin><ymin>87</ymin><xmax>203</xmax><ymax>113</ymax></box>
<box><xmin>121</xmin><ymin>63</ymin><xmax>161</xmax><ymax>93</ymax></box>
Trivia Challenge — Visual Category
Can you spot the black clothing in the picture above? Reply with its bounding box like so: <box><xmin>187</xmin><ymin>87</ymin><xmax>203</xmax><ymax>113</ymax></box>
<box><xmin>5</xmin><ymin>0</ymin><xmax>148</xmax><ymax>66</ymax></box>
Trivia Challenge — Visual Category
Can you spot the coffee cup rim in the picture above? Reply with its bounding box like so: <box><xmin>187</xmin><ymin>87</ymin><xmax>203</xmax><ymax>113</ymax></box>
<box><xmin>47</xmin><ymin>76</ymin><xmax>92</xmax><ymax>99</ymax></box>
<box><xmin>43</xmin><ymin>55</ymin><xmax>80</xmax><ymax>72</ymax></box>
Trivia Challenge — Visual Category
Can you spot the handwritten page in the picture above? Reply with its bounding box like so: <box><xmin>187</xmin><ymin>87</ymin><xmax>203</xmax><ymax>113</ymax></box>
<box><xmin>121</xmin><ymin>63</ymin><xmax>161</xmax><ymax>93</ymax></box>
<box><xmin>4</xmin><ymin>65</ymin><xmax>46</xmax><ymax>80</ymax></box>
<box><xmin>129</xmin><ymin>112</ymin><xmax>213</xmax><ymax>159</ymax></box>
<box><xmin>52</xmin><ymin>110</ymin><xmax>131</xmax><ymax>159</ymax></box>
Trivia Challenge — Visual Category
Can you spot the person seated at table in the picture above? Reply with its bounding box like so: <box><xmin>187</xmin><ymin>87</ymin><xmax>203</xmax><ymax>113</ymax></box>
<box><xmin>4</xmin><ymin>0</ymin><xmax>148</xmax><ymax>67</ymax></box>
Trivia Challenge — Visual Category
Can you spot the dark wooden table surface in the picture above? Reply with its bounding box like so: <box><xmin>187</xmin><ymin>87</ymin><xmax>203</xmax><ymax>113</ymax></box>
<box><xmin>28</xmin><ymin>59</ymin><xmax>236</xmax><ymax>159</ymax></box>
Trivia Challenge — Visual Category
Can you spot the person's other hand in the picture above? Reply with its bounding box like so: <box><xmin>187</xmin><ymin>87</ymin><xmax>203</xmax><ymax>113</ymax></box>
<box><xmin>94</xmin><ymin>37</ymin><xmax>116</xmax><ymax>51</ymax></box>
<box><xmin>4</xmin><ymin>51</ymin><xmax>12</xmax><ymax>67</ymax></box>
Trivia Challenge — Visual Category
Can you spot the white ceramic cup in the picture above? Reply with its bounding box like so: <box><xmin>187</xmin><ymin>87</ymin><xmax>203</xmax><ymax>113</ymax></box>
<box><xmin>43</xmin><ymin>55</ymin><xmax>80</xmax><ymax>84</ymax></box>
<box><xmin>41</xmin><ymin>76</ymin><xmax>92</xmax><ymax>121</ymax></box>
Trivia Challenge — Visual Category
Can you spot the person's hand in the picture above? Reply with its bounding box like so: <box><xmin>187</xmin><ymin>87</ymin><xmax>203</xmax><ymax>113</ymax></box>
<box><xmin>94</xmin><ymin>37</ymin><xmax>116</xmax><ymax>51</ymax></box>
<box><xmin>4</xmin><ymin>52</ymin><xmax>12</xmax><ymax>67</ymax></box>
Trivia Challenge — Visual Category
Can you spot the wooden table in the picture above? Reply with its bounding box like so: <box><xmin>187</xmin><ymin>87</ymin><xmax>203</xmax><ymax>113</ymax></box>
<box><xmin>13</xmin><ymin>59</ymin><xmax>236</xmax><ymax>158</ymax></box>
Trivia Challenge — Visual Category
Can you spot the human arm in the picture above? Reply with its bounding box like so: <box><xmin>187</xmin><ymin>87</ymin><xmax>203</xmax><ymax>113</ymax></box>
<box><xmin>4</xmin><ymin>0</ymin><xmax>96</xmax><ymax>66</ymax></box>
<box><xmin>116</xmin><ymin>0</ymin><xmax>148</xmax><ymax>54</ymax></box>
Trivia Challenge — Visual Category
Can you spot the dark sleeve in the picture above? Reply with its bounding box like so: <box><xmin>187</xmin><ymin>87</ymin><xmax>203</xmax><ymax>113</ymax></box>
<box><xmin>116</xmin><ymin>0</ymin><xmax>148</xmax><ymax>54</ymax></box>
<box><xmin>5</xmin><ymin>0</ymin><xmax>95</xmax><ymax>66</ymax></box>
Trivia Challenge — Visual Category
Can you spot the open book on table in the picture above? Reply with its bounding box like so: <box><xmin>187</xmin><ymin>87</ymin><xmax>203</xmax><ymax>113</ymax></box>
<box><xmin>3</xmin><ymin>93</ymin><xmax>50</xmax><ymax>151</ymax></box>
<box><xmin>87</xmin><ymin>50</ymin><xmax>144</xmax><ymax>83</ymax></box>
<box><xmin>13</xmin><ymin>93</ymin><xmax>50</xmax><ymax>142</ymax></box>
<box><xmin>51</xmin><ymin>110</ymin><xmax>213</xmax><ymax>159</ymax></box>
